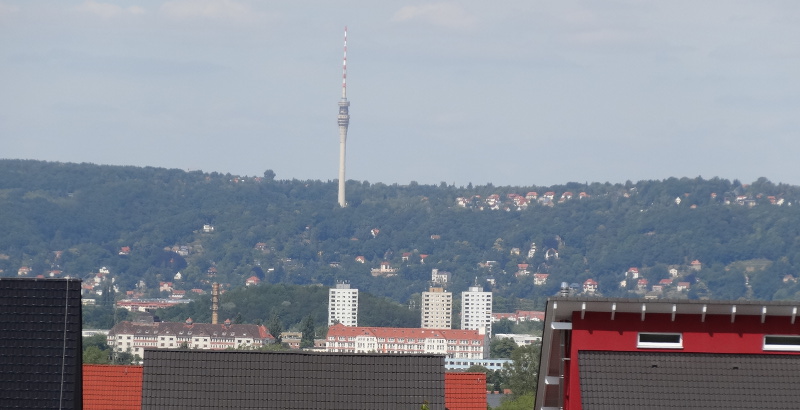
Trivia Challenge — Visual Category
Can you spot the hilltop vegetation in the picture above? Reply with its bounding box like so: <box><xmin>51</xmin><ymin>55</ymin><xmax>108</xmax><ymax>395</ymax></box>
<box><xmin>2</xmin><ymin>159</ymin><xmax>800</xmax><ymax>329</ymax></box>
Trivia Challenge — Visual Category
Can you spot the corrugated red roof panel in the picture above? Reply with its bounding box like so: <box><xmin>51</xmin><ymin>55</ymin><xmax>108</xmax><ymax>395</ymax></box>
<box><xmin>83</xmin><ymin>364</ymin><xmax>143</xmax><ymax>410</ymax></box>
<box><xmin>445</xmin><ymin>372</ymin><xmax>487</xmax><ymax>410</ymax></box>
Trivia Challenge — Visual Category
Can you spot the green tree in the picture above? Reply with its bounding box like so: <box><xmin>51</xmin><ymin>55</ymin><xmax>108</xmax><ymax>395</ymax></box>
<box><xmin>490</xmin><ymin>337</ymin><xmax>517</xmax><ymax>358</ymax></box>
<box><xmin>492</xmin><ymin>319</ymin><xmax>515</xmax><ymax>334</ymax></box>
<box><xmin>82</xmin><ymin>345</ymin><xmax>110</xmax><ymax>364</ymax></box>
<box><xmin>267</xmin><ymin>314</ymin><xmax>283</xmax><ymax>343</ymax></box>
<box><xmin>300</xmin><ymin>315</ymin><xmax>315</xmax><ymax>348</ymax></box>
<box><xmin>494</xmin><ymin>393</ymin><xmax>535</xmax><ymax>410</ymax></box>
<box><xmin>503</xmin><ymin>343</ymin><xmax>540</xmax><ymax>398</ymax></box>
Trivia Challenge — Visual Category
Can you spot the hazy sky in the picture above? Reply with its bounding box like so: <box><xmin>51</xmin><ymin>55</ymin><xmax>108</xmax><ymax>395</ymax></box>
<box><xmin>2</xmin><ymin>1</ymin><xmax>799</xmax><ymax>186</ymax></box>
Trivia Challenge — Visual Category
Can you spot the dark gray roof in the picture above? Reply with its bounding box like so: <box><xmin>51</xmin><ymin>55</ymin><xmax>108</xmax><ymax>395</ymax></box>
<box><xmin>0</xmin><ymin>278</ymin><xmax>83</xmax><ymax>409</ymax></box>
<box><xmin>109</xmin><ymin>320</ymin><xmax>274</xmax><ymax>341</ymax></box>
<box><xmin>142</xmin><ymin>349</ymin><xmax>445</xmax><ymax>409</ymax></box>
<box><xmin>580</xmin><ymin>350</ymin><xmax>800</xmax><ymax>410</ymax></box>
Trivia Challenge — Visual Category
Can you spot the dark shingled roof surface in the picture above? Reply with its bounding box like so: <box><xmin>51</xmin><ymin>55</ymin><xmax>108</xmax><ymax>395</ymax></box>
<box><xmin>580</xmin><ymin>350</ymin><xmax>800</xmax><ymax>410</ymax></box>
<box><xmin>142</xmin><ymin>349</ymin><xmax>446</xmax><ymax>409</ymax></box>
<box><xmin>0</xmin><ymin>278</ymin><xmax>83</xmax><ymax>409</ymax></box>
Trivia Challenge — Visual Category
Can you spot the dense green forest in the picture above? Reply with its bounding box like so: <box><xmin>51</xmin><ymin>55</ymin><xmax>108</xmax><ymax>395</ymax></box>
<box><xmin>2</xmin><ymin>159</ymin><xmax>800</xmax><ymax>330</ymax></box>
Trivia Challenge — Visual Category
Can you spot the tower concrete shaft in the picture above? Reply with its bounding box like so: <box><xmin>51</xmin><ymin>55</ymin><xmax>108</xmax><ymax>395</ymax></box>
<box><xmin>337</xmin><ymin>27</ymin><xmax>349</xmax><ymax>207</ymax></box>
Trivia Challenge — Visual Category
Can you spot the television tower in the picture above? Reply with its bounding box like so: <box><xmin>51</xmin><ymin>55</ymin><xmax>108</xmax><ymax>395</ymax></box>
<box><xmin>337</xmin><ymin>26</ymin><xmax>350</xmax><ymax>207</ymax></box>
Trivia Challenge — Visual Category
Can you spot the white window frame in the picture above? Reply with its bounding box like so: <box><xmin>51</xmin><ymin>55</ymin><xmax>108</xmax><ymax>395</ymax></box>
<box><xmin>637</xmin><ymin>332</ymin><xmax>683</xmax><ymax>349</ymax></box>
<box><xmin>763</xmin><ymin>335</ymin><xmax>800</xmax><ymax>352</ymax></box>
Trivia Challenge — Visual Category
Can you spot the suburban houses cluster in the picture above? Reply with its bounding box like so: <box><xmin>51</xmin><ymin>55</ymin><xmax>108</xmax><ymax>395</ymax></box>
<box><xmin>456</xmin><ymin>191</ymin><xmax>590</xmax><ymax>211</ymax></box>
<box><xmin>457</xmin><ymin>189</ymin><xmax>791</xmax><ymax>212</ymax></box>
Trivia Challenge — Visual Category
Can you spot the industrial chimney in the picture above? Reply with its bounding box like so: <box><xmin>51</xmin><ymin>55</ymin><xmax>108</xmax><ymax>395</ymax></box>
<box><xmin>211</xmin><ymin>282</ymin><xmax>219</xmax><ymax>324</ymax></box>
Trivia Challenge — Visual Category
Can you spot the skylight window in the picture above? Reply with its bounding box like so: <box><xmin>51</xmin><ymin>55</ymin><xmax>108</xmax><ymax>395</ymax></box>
<box><xmin>763</xmin><ymin>335</ymin><xmax>800</xmax><ymax>351</ymax></box>
<box><xmin>637</xmin><ymin>332</ymin><xmax>683</xmax><ymax>349</ymax></box>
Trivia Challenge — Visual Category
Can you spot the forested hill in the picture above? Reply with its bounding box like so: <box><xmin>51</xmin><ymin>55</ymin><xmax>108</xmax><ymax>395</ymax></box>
<box><xmin>2</xmin><ymin>159</ymin><xmax>800</xmax><ymax>313</ymax></box>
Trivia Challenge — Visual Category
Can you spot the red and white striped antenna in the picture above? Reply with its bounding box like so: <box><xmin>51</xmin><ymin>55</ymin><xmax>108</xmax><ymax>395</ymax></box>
<box><xmin>342</xmin><ymin>26</ymin><xmax>347</xmax><ymax>99</ymax></box>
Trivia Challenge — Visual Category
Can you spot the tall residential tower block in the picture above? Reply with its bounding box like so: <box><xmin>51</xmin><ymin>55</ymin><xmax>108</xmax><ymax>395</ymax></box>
<box><xmin>328</xmin><ymin>282</ymin><xmax>358</xmax><ymax>326</ymax></box>
<box><xmin>421</xmin><ymin>286</ymin><xmax>453</xmax><ymax>329</ymax></box>
<box><xmin>461</xmin><ymin>285</ymin><xmax>493</xmax><ymax>336</ymax></box>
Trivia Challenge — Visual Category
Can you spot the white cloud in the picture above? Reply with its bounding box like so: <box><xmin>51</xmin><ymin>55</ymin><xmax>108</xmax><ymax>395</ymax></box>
<box><xmin>160</xmin><ymin>0</ymin><xmax>255</xmax><ymax>22</ymax></box>
<box><xmin>392</xmin><ymin>2</ymin><xmax>476</xmax><ymax>29</ymax></box>
<box><xmin>75</xmin><ymin>1</ymin><xmax>145</xmax><ymax>18</ymax></box>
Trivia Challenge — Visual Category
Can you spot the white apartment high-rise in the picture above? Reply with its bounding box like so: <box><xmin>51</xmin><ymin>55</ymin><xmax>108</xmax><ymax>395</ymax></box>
<box><xmin>328</xmin><ymin>282</ymin><xmax>358</xmax><ymax>326</ymax></box>
<box><xmin>421</xmin><ymin>286</ymin><xmax>452</xmax><ymax>329</ymax></box>
<box><xmin>461</xmin><ymin>285</ymin><xmax>493</xmax><ymax>336</ymax></box>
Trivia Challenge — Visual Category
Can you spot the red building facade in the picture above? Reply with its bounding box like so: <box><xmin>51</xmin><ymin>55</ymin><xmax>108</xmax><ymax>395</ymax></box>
<box><xmin>536</xmin><ymin>297</ymin><xmax>800</xmax><ymax>410</ymax></box>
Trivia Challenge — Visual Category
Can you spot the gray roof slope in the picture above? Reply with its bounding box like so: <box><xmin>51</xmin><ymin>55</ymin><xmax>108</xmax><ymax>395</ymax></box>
<box><xmin>580</xmin><ymin>351</ymin><xmax>800</xmax><ymax>410</ymax></box>
<box><xmin>0</xmin><ymin>278</ymin><xmax>83</xmax><ymax>409</ymax></box>
<box><xmin>142</xmin><ymin>349</ymin><xmax>445</xmax><ymax>409</ymax></box>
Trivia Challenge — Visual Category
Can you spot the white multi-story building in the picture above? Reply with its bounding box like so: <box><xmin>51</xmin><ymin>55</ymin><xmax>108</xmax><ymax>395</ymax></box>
<box><xmin>326</xmin><ymin>324</ymin><xmax>487</xmax><ymax>359</ymax></box>
<box><xmin>328</xmin><ymin>282</ymin><xmax>358</xmax><ymax>326</ymax></box>
<box><xmin>421</xmin><ymin>286</ymin><xmax>452</xmax><ymax>329</ymax></box>
<box><xmin>461</xmin><ymin>285</ymin><xmax>493</xmax><ymax>336</ymax></box>
<box><xmin>107</xmin><ymin>319</ymin><xmax>275</xmax><ymax>358</ymax></box>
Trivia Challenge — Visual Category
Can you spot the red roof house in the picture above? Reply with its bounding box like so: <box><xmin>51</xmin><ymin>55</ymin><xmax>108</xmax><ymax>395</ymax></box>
<box><xmin>83</xmin><ymin>364</ymin><xmax>143</xmax><ymax>410</ymax></box>
<box><xmin>582</xmin><ymin>279</ymin><xmax>598</xmax><ymax>293</ymax></box>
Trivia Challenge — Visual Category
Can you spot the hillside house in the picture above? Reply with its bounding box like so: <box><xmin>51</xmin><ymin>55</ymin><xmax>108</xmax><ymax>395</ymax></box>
<box><xmin>583</xmin><ymin>279</ymin><xmax>598</xmax><ymax>294</ymax></box>
<box><xmin>516</xmin><ymin>264</ymin><xmax>531</xmax><ymax>277</ymax></box>
<box><xmin>432</xmin><ymin>269</ymin><xmax>451</xmax><ymax>284</ymax></box>
<box><xmin>528</xmin><ymin>243</ymin><xmax>537</xmax><ymax>259</ymax></box>
<box><xmin>534</xmin><ymin>273</ymin><xmax>550</xmax><ymax>286</ymax></box>
<box><xmin>371</xmin><ymin>261</ymin><xmax>397</xmax><ymax>277</ymax></box>
<box><xmin>159</xmin><ymin>282</ymin><xmax>174</xmax><ymax>292</ymax></box>
<box><xmin>637</xmin><ymin>278</ymin><xmax>649</xmax><ymax>291</ymax></box>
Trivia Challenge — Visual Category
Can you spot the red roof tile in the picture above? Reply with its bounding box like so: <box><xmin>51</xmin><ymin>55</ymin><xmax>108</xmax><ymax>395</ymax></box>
<box><xmin>83</xmin><ymin>364</ymin><xmax>143</xmax><ymax>410</ymax></box>
<box><xmin>445</xmin><ymin>372</ymin><xmax>487</xmax><ymax>410</ymax></box>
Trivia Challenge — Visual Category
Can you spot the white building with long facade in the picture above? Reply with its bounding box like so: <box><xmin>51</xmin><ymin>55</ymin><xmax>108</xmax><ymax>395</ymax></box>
<box><xmin>107</xmin><ymin>319</ymin><xmax>274</xmax><ymax>357</ymax></box>
<box><xmin>326</xmin><ymin>324</ymin><xmax>487</xmax><ymax>359</ymax></box>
